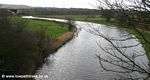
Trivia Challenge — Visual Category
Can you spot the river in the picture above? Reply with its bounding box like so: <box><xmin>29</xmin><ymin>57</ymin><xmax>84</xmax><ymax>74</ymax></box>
<box><xmin>22</xmin><ymin>16</ymin><xmax>149</xmax><ymax>80</ymax></box>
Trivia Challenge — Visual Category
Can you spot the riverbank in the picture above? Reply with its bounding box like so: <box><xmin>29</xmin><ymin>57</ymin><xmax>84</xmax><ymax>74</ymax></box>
<box><xmin>24</xmin><ymin>18</ymin><xmax>76</xmax><ymax>75</ymax></box>
<box><xmin>51</xmin><ymin>32</ymin><xmax>74</xmax><ymax>50</ymax></box>
<box><xmin>72</xmin><ymin>16</ymin><xmax>150</xmax><ymax>60</ymax></box>
<box><xmin>43</xmin><ymin>15</ymin><xmax>150</xmax><ymax>59</ymax></box>
<box><xmin>36</xmin><ymin>15</ymin><xmax>150</xmax><ymax>59</ymax></box>
<box><xmin>0</xmin><ymin>16</ymin><xmax>75</xmax><ymax>79</ymax></box>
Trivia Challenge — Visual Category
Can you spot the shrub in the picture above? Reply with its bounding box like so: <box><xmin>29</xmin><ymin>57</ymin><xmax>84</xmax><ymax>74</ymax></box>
<box><xmin>0</xmin><ymin>16</ymin><xmax>51</xmax><ymax>76</ymax></box>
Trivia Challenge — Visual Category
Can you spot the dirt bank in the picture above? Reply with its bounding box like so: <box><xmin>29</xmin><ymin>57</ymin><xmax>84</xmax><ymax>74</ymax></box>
<box><xmin>51</xmin><ymin>32</ymin><xmax>74</xmax><ymax>50</ymax></box>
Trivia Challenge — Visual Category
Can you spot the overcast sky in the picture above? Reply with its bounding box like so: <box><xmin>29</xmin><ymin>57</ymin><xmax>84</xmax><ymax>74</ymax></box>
<box><xmin>0</xmin><ymin>0</ymin><xmax>97</xmax><ymax>9</ymax></box>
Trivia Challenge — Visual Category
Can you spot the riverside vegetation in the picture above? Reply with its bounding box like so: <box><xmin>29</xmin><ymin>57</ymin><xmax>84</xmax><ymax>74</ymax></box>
<box><xmin>0</xmin><ymin>16</ymin><xmax>73</xmax><ymax>79</ymax></box>
<box><xmin>46</xmin><ymin>15</ymin><xmax>150</xmax><ymax>60</ymax></box>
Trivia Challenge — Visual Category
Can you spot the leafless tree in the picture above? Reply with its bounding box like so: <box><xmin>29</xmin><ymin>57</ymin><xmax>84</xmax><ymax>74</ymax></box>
<box><xmin>85</xmin><ymin>24</ymin><xmax>149</xmax><ymax>80</ymax></box>
<box><xmin>92</xmin><ymin>0</ymin><xmax>150</xmax><ymax>79</ymax></box>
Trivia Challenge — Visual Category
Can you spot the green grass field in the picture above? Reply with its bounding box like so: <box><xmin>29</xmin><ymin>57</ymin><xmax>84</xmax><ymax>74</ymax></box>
<box><xmin>41</xmin><ymin>15</ymin><xmax>119</xmax><ymax>26</ymax></box>
<box><xmin>26</xmin><ymin>20</ymin><xmax>68</xmax><ymax>38</ymax></box>
<box><xmin>0</xmin><ymin>16</ymin><xmax>68</xmax><ymax>74</ymax></box>
<box><xmin>9</xmin><ymin>17</ymin><xmax>68</xmax><ymax>38</ymax></box>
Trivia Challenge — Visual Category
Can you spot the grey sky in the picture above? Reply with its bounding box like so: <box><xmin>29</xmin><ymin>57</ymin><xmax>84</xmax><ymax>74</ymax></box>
<box><xmin>0</xmin><ymin>0</ymin><xmax>97</xmax><ymax>9</ymax></box>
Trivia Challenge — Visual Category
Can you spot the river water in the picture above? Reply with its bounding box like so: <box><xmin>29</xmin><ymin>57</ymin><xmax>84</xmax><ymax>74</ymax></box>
<box><xmin>22</xmin><ymin>16</ymin><xmax>149</xmax><ymax>80</ymax></box>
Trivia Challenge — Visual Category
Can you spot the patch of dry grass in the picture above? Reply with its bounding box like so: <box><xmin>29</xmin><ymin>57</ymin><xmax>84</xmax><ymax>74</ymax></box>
<box><xmin>51</xmin><ymin>32</ymin><xmax>74</xmax><ymax>49</ymax></box>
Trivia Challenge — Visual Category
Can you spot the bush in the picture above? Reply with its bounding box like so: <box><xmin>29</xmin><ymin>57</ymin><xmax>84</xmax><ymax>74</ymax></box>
<box><xmin>0</xmin><ymin>16</ymin><xmax>51</xmax><ymax>76</ymax></box>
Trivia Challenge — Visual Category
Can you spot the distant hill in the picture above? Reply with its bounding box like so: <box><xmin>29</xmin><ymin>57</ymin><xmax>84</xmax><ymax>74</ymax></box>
<box><xmin>0</xmin><ymin>4</ymin><xmax>100</xmax><ymax>15</ymax></box>
<box><xmin>0</xmin><ymin>4</ymin><xmax>31</xmax><ymax>9</ymax></box>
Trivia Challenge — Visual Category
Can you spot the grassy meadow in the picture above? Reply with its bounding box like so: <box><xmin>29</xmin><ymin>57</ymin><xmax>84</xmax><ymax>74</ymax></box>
<box><xmin>0</xmin><ymin>16</ymin><xmax>68</xmax><ymax>77</ymax></box>
<box><xmin>10</xmin><ymin>17</ymin><xmax>68</xmax><ymax>38</ymax></box>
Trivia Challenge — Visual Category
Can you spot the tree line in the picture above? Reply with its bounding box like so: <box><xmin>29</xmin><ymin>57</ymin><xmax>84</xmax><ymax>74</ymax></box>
<box><xmin>17</xmin><ymin>7</ymin><xmax>101</xmax><ymax>15</ymax></box>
